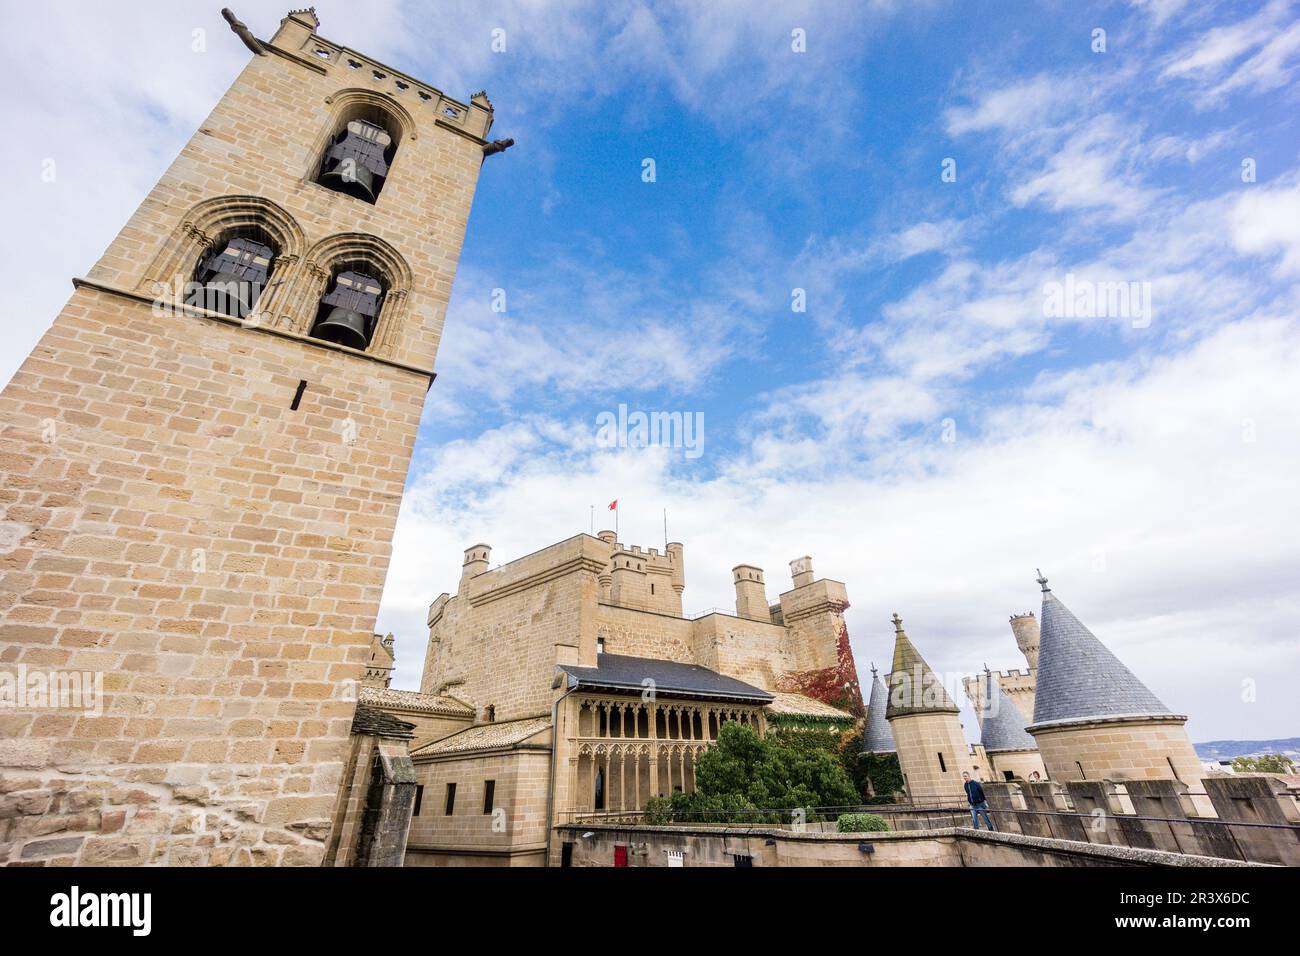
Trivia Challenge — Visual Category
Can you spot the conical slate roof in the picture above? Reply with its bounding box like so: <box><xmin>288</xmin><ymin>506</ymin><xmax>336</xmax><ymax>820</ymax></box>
<box><xmin>885</xmin><ymin>615</ymin><xmax>959</xmax><ymax>719</ymax></box>
<box><xmin>861</xmin><ymin>665</ymin><xmax>896</xmax><ymax>754</ymax></box>
<box><xmin>1030</xmin><ymin>573</ymin><xmax>1174</xmax><ymax>730</ymax></box>
<box><xmin>979</xmin><ymin>670</ymin><xmax>1038</xmax><ymax>753</ymax></box>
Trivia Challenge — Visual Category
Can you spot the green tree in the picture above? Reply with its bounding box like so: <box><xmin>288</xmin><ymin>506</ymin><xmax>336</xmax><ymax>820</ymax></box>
<box><xmin>1230</xmin><ymin>754</ymin><xmax>1296</xmax><ymax>774</ymax></box>
<box><xmin>691</xmin><ymin>722</ymin><xmax>860</xmax><ymax>815</ymax></box>
<box><xmin>836</xmin><ymin>728</ymin><xmax>904</xmax><ymax>802</ymax></box>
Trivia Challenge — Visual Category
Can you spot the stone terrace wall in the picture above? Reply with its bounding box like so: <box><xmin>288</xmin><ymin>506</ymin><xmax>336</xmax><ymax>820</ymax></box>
<box><xmin>554</xmin><ymin>822</ymin><xmax>1260</xmax><ymax>867</ymax></box>
<box><xmin>982</xmin><ymin>777</ymin><xmax>1300</xmax><ymax>866</ymax></box>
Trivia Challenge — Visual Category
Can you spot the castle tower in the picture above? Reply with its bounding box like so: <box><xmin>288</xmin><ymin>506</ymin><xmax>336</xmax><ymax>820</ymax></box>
<box><xmin>963</xmin><ymin>611</ymin><xmax>1039</xmax><ymax>724</ymax></box>
<box><xmin>978</xmin><ymin>668</ymin><xmax>1045</xmax><ymax>782</ymax></box>
<box><xmin>885</xmin><ymin>615</ymin><xmax>968</xmax><ymax>803</ymax></box>
<box><xmin>0</xmin><ymin>9</ymin><xmax>504</xmax><ymax>866</ymax></box>
<box><xmin>609</xmin><ymin>548</ymin><xmax>650</xmax><ymax>609</ymax></box>
<box><xmin>666</xmin><ymin>540</ymin><xmax>685</xmax><ymax>612</ymax></box>
<box><xmin>460</xmin><ymin>543</ymin><xmax>492</xmax><ymax>592</ymax></box>
<box><xmin>732</xmin><ymin>564</ymin><xmax>771</xmax><ymax>622</ymax></box>
<box><xmin>1010</xmin><ymin>612</ymin><xmax>1040</xmax><ymax>670</ymax></box>
<box><xmin>1026</xmin><ymin>573</ymin><xmax>1203</xmax><ymax>789</ymax></box>
<box><xmin>363</xmin><ymin>632</ymin><xmax>396</xmax><ymax>688</ymax></box>
<box><xmin>773</xmin><ymin>555</ymin><xmax>865</xmax><ymax>714</ymax></box>
<box><xmin>861</xmin><ymin>664</ymin><xmax>896</xmax><ymax>755</ymax></box>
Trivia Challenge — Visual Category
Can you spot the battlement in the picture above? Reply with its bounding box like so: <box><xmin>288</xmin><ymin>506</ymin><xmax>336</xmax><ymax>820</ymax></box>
<box><xmin>265</xmin><ymin>8</ymin><xmax>495</xmax><ymax>142</ymax></box>
<box><xmin>962</xmin><ymin>667</ymin><xmax>1035</xmax><ymax>690</ymax></box>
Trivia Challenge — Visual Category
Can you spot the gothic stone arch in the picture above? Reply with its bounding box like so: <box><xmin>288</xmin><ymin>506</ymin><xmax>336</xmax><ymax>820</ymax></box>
<box><xmin>139</xmin><ymin>194</ymin><xmax>307</xmax><ymax>329</ymax></box>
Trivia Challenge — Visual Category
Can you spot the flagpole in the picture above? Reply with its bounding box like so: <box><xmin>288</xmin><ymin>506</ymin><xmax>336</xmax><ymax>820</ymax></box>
<box><xmin>663</xmin><ymin>508</ymin><xmax>668</xmax><ymax>550</ymax></box>
<box><xmin>590</xmin><ymin>505</ymin><xmax>594</xmax><ymax>536</ymax></box>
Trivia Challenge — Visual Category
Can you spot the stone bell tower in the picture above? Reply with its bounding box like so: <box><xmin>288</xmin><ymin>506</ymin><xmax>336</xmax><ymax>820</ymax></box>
<box><xmin>0</xmin><ymin>8</ymin><xmax>507</xmax><ymax>866</ymax></box>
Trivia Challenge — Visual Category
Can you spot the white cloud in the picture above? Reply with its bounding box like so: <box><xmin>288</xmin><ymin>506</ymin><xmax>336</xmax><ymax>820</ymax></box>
<box><xmin>1008</xmin><ymin>114</ymin><xmax>1159</xmax><ymax>217</ymax></box>
<box><xmin>944</xmin><ymin>75</ymin><xmax>1071</xmax><ymax>136</ymax></box>
<box><xmin>1159</xmin><ymin>1</ymin><xmax>1300</xmax><ymax>105</ymax></box>
<box><xmin>378</xmin><ymin>314</ymin><xmax>1300</xmax><ymax>741</ymax></box>
<box><xmin>1231</xmin><ymin>181</ymin><xmax>1300</xmax><ymax>276</ymax></box>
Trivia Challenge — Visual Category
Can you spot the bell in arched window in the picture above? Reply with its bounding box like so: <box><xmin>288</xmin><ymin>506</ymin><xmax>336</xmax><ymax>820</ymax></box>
<box><xmin>311</xmin><ymin>270</ymin><xmax>384</xmax><ymax>351</ymax></box>
<box><xmin>189</xmin><ymin>236</ymin><xmax>274</xmax><ymax>319</ymax></box>
<box><xmin>318</xmin><ymin>119</ymin><xmax>392</xmax><ymax>202</ymax></box>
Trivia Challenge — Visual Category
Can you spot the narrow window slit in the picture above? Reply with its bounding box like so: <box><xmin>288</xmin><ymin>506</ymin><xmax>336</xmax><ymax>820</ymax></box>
<box><xmin>291</xmin><ymin>380</ymin><xmax>308</xmax><ymax>410</ymax></box>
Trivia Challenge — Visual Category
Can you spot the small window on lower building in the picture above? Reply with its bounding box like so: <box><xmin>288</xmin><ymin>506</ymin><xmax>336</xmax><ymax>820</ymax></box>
<box><xmin>1002</xmin><ymin>770</ymin><xmax>1014</xmax><ymax>782</ymax></box>
<box><xmin>732</xmin><ymin>854</ymin><xmax>753</xmax><ymax>867</ymax></box>
<box><xmin>444</xmin><ymin>782</ymin><xmax>457</xmax><ymax>815</ymax></box>
<box><xmin>413</xmin><ymin>784</ymin><xmax>424</xmax><ymax>816</ymax></box>
<box><xmin>483</xmin><ymin>779</ymin><xmax>496</xmax><ymax>814</ymax></box>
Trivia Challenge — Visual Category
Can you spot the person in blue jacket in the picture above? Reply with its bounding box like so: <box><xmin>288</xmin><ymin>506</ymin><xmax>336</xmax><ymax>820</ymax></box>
<box><xmin>962</xmin><ymin>772</ymin><xmax>996</xmax><ymax>830</ymax></box>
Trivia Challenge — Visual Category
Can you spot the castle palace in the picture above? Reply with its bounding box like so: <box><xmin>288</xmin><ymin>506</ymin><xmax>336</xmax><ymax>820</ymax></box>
<box><xmin>380</xmin><ymin>534</ymin><xmax>861</xmax><ymax>866</ymax></box>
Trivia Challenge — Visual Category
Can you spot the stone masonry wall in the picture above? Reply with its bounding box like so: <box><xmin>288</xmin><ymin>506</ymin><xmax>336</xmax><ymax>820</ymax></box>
<box><xmin>1032</xmin><ymin>718</ymin><xmax>1206</xmax><ymax>789</ymax></box>
<box><xmin>406</xmin><ymin>747</ymin><xmax>552</xmax><ymax>866</ymax></box>
<box><xmin>421</xmin><ymin>536</ymin><xmax>602</xmax><ymax>721</ymax></box>
<box><xmin>891</xmin><ymin>712</ymin><xmax>971</xmax><ymax>804</ymax></box>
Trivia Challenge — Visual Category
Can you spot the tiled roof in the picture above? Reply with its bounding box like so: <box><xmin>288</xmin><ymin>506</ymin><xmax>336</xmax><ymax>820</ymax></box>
<box><xmin>559</xmin><ymin>653</ymin><xmax>773</xmax><ymax>703</ymax></box>
<box><xmin>410</xmin><ymin>716</ymin><xmax>552</xmax><ymax>756</ymax></box>
<box><xmin>979</xmin><ymin>671</ymin><xmax>1038</xmax><ymax>752</ymax></box>
<box><xmin>357</xmin><ymin>686</ymin><xmax>475</xmax><ymax>718</ymax></box>
<box><xmin>1030</xmin><ymin>585</ymin><xmax>1173</xmax><ymax>729</ymax></box>
<box><xmin>862</xmin><ymin>669</ymin><xmax>896</xmax><ymax>754</ymax></box>
<box><xmin>350</xmin><ymin>703</ymin><xmax>415</xmax><ymax>740</ymax></box>
<box><xmin>766</xmin><ymin>691</ymin><xmax>853</xmax><ymax>720</ymax></box>
<box><xmin>885</xmin><ymin>618</ymin><xmax>959</xmax><ymax>718</ymax></box>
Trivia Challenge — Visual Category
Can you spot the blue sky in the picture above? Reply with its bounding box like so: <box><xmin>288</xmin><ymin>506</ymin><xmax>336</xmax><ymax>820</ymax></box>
<box><xmin>4</xmin><ymin>1</ymin><xmax>1299</xmax><ymax>741</ymax></box>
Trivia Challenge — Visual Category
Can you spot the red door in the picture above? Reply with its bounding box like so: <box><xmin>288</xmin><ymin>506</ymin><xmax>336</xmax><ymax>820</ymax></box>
<box><xmin>613</xmin><ymin>845</ymin><xmax>628</xmax><ymax>868</ymax></box>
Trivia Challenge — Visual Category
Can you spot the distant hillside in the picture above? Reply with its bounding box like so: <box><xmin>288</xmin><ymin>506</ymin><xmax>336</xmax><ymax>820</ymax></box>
<box><xmin>1195</xmin><ymin>738</ymin><xmax>1300</xmax><ymax>761</ymax></box>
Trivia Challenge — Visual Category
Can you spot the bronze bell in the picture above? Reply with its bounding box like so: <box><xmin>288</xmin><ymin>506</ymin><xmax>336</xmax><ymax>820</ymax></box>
<box><xmin>318</xmin><ymin>120</ymin><xmax>391</xmax><ymax>203</ymax></box>
<box><xmin>318</xmin><ymin>159</ymin><xmax>376</xmax><ymax>203</ymax></box>
<box><xmin>310</xmin><ymin>306</ymin><xmax>369</xmax><ymax>350</ymax></box>
<box><xmin>310</xmin><ymin>270</ymin><xmax>384</xmax><ymax>351</ymax></box>
<box><xmin>198</xmin><ymin>270</ymin><xmax>256</xmax><ymax>318</ymax></box>
<box><xmin>190</xmin><ymin>237</ymin><xmax>274</xmax><ymax>319</ymax></box>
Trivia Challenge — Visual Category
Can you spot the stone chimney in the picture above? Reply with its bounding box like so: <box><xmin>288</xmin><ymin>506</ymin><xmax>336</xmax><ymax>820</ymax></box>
<box><xmin>733</xmin><ymin>565</ymin><xmax>771</xmax><ymax>622</ymax></box>
<box><xmin>790</xmin><ymin>555</ymin><xmax>815</xmax><ymax>588</ymax></box>
<box><xmin>1009</xmin><ymin>612</ymin><xmax>1040</xmax><ymax>670</ymax></box>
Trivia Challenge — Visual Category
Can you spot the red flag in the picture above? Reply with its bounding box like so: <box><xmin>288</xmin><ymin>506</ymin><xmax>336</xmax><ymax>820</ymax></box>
<box><xmin>608</xmin><ymin>500</ymin><xmax>618</xmax><ymax>510</ymax></box>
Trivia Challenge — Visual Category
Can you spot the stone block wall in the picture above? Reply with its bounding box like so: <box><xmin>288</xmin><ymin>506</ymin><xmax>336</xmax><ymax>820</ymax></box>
<box><xmin>891</xmin><ymin>713</ymin><xmax>970</xmax><ymax>804</ymax></box>
<box><xmin>979</xmin><ymin>777</ymin><xmax>1300</xmax><ymax>866</ymax></box>
<box><xmin>421</xmin><ymin>536</ymin><xmax>601</xmax><ymax>722</ymax></box>
<box><xmin>405</xmin><ymin>748</ymin><xmax>552</xmax><ymax>866</ymax></box>
<box><xmin>1031</xmin><ymin>717</ymin><xmax>1205</xmax><ymax>790</ymax></box>
<box><xmin>553</xmin><ymin>822</ymin><xmax>1254</xmax><ymax>868</ymax></box>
